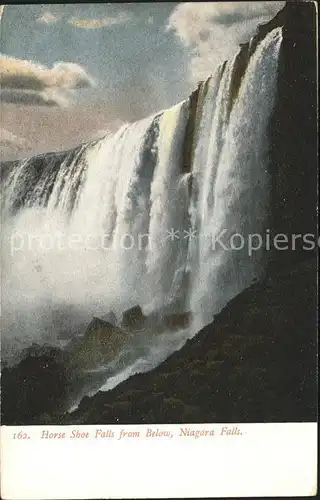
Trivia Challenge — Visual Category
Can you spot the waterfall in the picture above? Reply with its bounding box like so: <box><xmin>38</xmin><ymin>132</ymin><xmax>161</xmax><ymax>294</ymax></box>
<box><xmin>189</xmin><ymin>27</ymin><xmax>283</xmax><ymax>328</ymax></box>
<box><xmin>145</xmin><ymin>101</ymin><xmax>190</xmax><ymax>314</ymax></box>
<box><xmin>1</xmin><ymin>28</ymin><xmax>282</xmax><ymax>375</ymax></box>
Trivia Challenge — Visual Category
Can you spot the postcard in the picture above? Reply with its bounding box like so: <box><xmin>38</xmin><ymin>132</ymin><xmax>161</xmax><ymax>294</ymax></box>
<box><xmin>0</xmin><ymin>1</ymin><xmax>318</xmax><ymax>498</ymax></box>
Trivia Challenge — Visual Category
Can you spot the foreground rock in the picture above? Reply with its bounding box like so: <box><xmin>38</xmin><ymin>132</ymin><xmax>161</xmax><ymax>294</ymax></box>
<box><xmin>163</xmin><ymin>312</ymin><xmax>192</xmax><ymax>332</ymax></box>
<box><xmin>121</xmin><ymin>305</ymin><xmax>146</xmax><ymax>330</ymax></box>
<box><xmin>0</xmin><ymin>317</ymin><xmax>131</xmax><ymax>425</ymax></box>
<box><xmin>67</xmin><ymin>317</ymin><xmax>129</xmax><ymax>370</ymax></box>
<box><xmin>63</xmin><ymin>257</ymin><xmax>317</xmax><ymax>425</ymax></box>
<box><xmin>1</xmin><ymin>345</ymin><xmax>68</xmax><ymax>424</ymax></box>
<box><xmin>0</xmin><ymin>308</ymin><xmax>193</xmax><ymax>424</ymax></box>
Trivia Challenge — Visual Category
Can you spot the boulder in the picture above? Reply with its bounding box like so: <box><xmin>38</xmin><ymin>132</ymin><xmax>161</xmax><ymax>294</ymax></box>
<box><xmin>68</xmin><ymin>317</ymin><xmax>129</xmax><ymax>370</ymax></box>
<box><xmin>121</xmin><ymin>305</ymin><xmax>146</xmax><ymax>330</ymax></box>
<box><xmin>163</xmin><ymin>312</ymin><xmax>193</xmax><ymax>331</ymax></box>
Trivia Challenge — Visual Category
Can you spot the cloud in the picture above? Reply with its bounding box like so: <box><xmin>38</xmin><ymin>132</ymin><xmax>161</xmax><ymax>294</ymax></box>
<box><xmin>166</xmin><ymin>1</ymin><xmax>285</xmax><ymax>83</ymax></box>
<box><xmin>36</xmin><ymin>11</ymin><xmax>60</xmax><ymax>24</ymax></box>
<box><xmin>67</xmin><ymin>11</ymin><xmax>133</xmax><ymax>29</ymax></box>
<box><xmin>0</xmin><ymin>89</ymin><xmax>69</xmax><ymax>107</ymax></box>
<box><xmin>48</xmin><ymin>62</ymin><xmax>95</xmax><ymax>89</ymax></box>
<box><xmin>0</xmin><ymin>56</ymin><xmax>95</xmax><ymax>91</ymax></box>
<box><xmin>0</xmin><ymin>56</ymin><xmax>95</xmax><ymax>107</ymax></box>
<box><xmin>0</xmin><ymin>5</ymin><xmax>5</xmax><ymax>21</ymax></box>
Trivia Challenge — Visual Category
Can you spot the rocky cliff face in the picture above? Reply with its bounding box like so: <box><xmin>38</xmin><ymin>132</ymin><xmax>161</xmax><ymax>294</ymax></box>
<box><xmin>267</xmin><ymin>1</ymin><xmax>317</xmax><ymax>270</ymax></box>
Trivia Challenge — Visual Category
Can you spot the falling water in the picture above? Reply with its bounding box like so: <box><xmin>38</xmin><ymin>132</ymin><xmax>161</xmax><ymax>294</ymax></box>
<box><xmin>189</xmin><ymin>27</ymin><xmax>283</xmax><ymax>328</ymax></box>
<box><xmin>1</xmin><ymin>28</ymin><xmax>282</xmax><ymax>389</ymax></box>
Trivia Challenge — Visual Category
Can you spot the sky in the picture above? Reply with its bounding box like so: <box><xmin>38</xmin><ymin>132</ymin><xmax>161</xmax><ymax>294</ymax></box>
<box><xmin>0</xmin><ymin>2</ymin><xmax>285</xmax><ymax>160</ymax></box>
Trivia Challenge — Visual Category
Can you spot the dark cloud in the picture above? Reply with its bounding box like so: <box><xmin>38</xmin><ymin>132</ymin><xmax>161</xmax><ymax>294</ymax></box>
<box><xmin>0</xmin><ymin>89</ymin><xmax>66</xmax><ymax>107</ymax></box>
<box><xmin>0</xmin><ymin>56</ymin><xmax>95</xmax><ymax>106</ymax></box>
<box><xmin>0</xmin><ymin>56</ymin><xmax>95</xmax><ymax>90</ymax></box>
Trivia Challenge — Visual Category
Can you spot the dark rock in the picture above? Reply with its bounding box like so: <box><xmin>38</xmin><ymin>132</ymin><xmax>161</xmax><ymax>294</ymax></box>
<box><xmin>1</xmin><ymin>345</ymin><xmax>68</xmax><ymax>425</ymax></box>
<box><xmin>67</xmin><ymin>317</ymin><xmax>129</xmax><ymax>370</ymax></box>
<box><xmin>181</xmin><ymin>85</ymin><xmax>201</xmax><ymax>174</ymax></box>
<box><xmin>267</xmin><ymin>1</ymin><xmax>317</xmax><ymax>271</ymax></box>
<box><xmin>0</xmin><ymin>314</ymin><xmax>134</xmax><ymax>425</ymax></box>
<box><xmin>121</xmin><ymin>305</ymin><xmax>146</xmax><ymax>330</ymax></box>
<box><xmin>163</xmin><ymin>311</ymin><xmax>193</xmax><ymax>332</ymax></box>
<box><xmin>226</xmin><ymin>41</ymin><xmax>250</xmax><ymax>118</ymax></box>
<box><xmin>186</xmin><ymin>76</ymin><xmax>212</xmax><ymax>176</ymax></box>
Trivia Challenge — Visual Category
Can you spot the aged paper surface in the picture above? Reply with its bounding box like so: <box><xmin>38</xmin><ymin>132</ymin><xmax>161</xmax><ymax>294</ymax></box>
<box><xmin>0</xmin><ymin>2</ymin><xmax>318</xmax><ymax>498</ymax></box>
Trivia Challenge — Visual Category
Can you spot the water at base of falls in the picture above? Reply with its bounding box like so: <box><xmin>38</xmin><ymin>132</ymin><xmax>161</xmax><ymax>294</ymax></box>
<box><xmin>0</xmin><ymin>28</ymin><xmax>283</xmax><ymax>405</ymax></box>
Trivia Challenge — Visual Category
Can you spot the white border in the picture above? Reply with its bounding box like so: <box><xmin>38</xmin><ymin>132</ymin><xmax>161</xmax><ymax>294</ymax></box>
<box><xmin>0</xmin><ymin>422</ymin><xmax>317</xmax><ymax>499</ymax></box>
